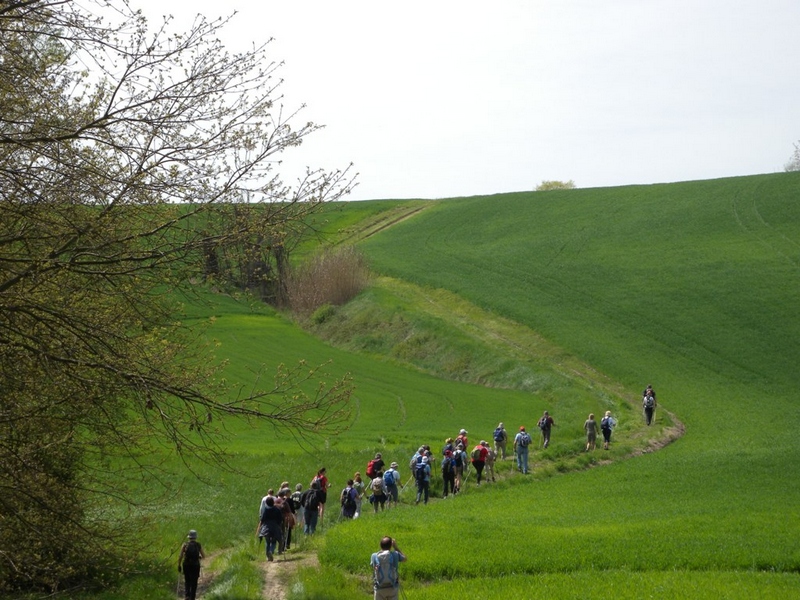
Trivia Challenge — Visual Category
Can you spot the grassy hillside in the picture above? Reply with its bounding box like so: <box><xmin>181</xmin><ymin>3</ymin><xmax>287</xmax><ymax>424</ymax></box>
<box><xmin>71</xmin><ymin>173</ymin><xmax>800</xmax><ymax>599</ymax></box>
<box><xmin>345</xmin><ymin>172</ymin><xmax>800</xmax><ymax>596</ymax></box>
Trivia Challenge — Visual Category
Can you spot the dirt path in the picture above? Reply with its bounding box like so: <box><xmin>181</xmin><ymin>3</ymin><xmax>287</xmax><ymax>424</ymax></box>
<box><xmin>259</xmin><ymin>551</ymin><xmax>319</xmax><ymax>600</ymax></box>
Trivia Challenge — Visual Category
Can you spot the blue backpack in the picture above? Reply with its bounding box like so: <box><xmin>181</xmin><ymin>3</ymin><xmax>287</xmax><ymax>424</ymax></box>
<box><xmin>383</xmin><ymin>469</ymin><xmax>396</xmax><ymax>487</ymax></box>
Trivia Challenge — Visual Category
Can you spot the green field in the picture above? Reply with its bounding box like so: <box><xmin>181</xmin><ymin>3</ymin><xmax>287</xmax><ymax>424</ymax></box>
<box><xmin>75</xmin><ymin>172</ymin><xmax>800</xmax><ymax>599</ymax></box>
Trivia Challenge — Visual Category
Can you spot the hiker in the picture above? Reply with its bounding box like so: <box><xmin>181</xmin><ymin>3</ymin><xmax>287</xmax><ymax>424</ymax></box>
<box><xmin>452</xmin><ymin>444</ymin><xmax>466</xmax><ymax>494</ymax></box>
<box><xmin>482</xmin><ymin>440</ymin><xmax>497</xmax><ymax>482</ymax></box>
<box><xmin>643</xmin><ymin>384</ymin><xmax>657</xmax><ymax>401</ymax></box>
<box><xmin>371</xmin><ymin>470</ymin><xmax>388</xmax><ymax>512</ymax></box>
<box><xmin>409</xmin><ymin>446</ymin><xmax>425</xmax><ymax>479</ymax></box>
<box><xmin>643</xmin><ymin>388</ymin><xmax>657</xmax><ymax>426</ymax></box>
<box><xmin>259</xmin><ymin>488</ymin><xmax>276</xmax><ymax>516</ymax></box>
<box><xmin>353</xmin><ymin>472</ymin><xmax>366</xmax><ymax>518</ymax></box>
<box><xmin>366</xmin><ymin>453</ymin><xmax>385</xmax><ymax>479</ymax></box>
<box><xmin>384</xmin><ymin>462</ymin><xmax>400</xmax><ymax>507</ymax></box>
<box><xmin>456</xmin><ymin>429</ymin><xmax>469</xmax><ymax>451</ymax></box>
<box><xmin>514</xmin><ymin>426</ymin><xmax>532</xmax><ymax>474</ymax></box>
<box><xmin>277</xmin><ymin>489</ymin><xmax>296</xmax><ymax>551</ymax></box>
<box><xmin>311</xmin><ymin>468</ymin><xmax>330</xmax><ymax>523</ymax></box>
<box><xmin>341</xmin><ymin>479</ymin><xmax>359</xmax><ymax>519</ymax></box>
<box><xmin>290</xmin><ymin>484</ymin><xmax>304</xmax><ymax>530</ymax></box>
<box><xmin>414</xmin><ymin>456</ymin><xmax>431</xmax><ymax>504</ymax></box>
<box><xmin>492</xmin><ymin>422</ymin><xmax>508</xmax><ymax>459</ymax></box>
<box><xmin>300</xmin><ymin>480</ymin><xmax>321</xmax><ymax>534</ymax></box>
<box><xmin>538</xmin><ymin>411</ymin><xmax>555</xmax><ymax>448</ymax></box>
<box><xmin>370</xmin><ymin>536</ymin><xmax>407</xmax><ymax>600</ymax></box>
<box><xmin>259</xmin><ymin>496</ymin><xmax>283</xmax><ymax>561</ymax></box>
<box><xmin>470</xmin><ymin>441</ymin><xmax>488</xmax><ymax>485</ymax></box>
<box><xmin>178</xmin><ymin>529</ymin><xmax>205</xmax><ymax>600</ymax></box>
<box><xmin>441</xmin><ymin>450</ymin><xmax>456</xmax><ymax>497</ymax></box>
<box><xmin>442</xmin><ymin>437</ymin><xmax>455</xmax><ymax>456</ymax></box>
<box><xmin>601</xmin><ymin>410</ymin><xmax>617</xmax><ymax>450</ymax></box>
<box><xmin>584</xmin><ymin>413</ymin><xmax>599</xmax><ymax>451</ymax></box>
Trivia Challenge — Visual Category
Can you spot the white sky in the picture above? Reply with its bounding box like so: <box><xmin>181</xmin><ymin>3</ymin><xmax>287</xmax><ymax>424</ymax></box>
<box><xmin>133</xmin><ymin>0</ymin><xmax>800</xmax><ymax>200</ymax></box>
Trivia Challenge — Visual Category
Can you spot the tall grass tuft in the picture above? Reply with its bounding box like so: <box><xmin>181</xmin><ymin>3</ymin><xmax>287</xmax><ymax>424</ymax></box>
<box><xmin>286</xmin><ymin>246</ymin><xmax>369</xmax><ymax>316</ymax></box>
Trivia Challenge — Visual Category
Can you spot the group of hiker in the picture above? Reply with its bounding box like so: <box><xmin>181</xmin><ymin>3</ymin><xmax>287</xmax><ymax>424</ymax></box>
<box><xmin>178</xmin><ymin>385</ymin><xmax>658</xmax><ymax>600</ymax></box>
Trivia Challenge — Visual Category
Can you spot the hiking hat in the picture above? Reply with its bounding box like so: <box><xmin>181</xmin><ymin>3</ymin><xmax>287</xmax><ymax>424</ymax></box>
<box><xmin>460</xmin><ymin>429</ymin><xmax>467</xmax><ymax>434</ymax></box>
<box><xmin>390</xmin><ymin>462</ymin><xmax>399</xmax><ymax>469</ymax></box>
<box><xmin>188</xmin><ymin>530</ymin><xmax>197</xmax><ymax>539</ymax></box>
<box><xmin>480</xmin><ymin>440</ymin><xmax>487</xmax><ymax>446</ymax></box>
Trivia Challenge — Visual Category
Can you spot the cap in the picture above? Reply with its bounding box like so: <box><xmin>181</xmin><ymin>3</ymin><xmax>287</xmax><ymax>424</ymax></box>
<box><xmin>460</xmin><ymin>429</ymin><xmax>467</xmax><ymax>434</ymax></box>
<box><xmin>480</xmin><ymin>440</ymin><xmax>487</xmax><ymax>446</ymax></box>
<box><xmin>188</xmin><ymin>530</ymin><xmax>197</xmax><ymax>540</ymax></box>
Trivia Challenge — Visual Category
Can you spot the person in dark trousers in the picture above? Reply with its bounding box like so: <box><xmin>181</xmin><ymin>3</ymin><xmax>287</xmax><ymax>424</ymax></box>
<box><xmin>470</xmin><ymin>441</ymin><xmax>488</xmax><ymax>485</ymax></box>
<box><xmin>538</xmin><ymin>411</ymin><xmax>555</xmax><ymax>448</ymax></box>
<box><xmin>601</xmin><ymin>410</ymin><xmax>617</xmax><ymax>450</ymax></box>
<box><xmin>259</xmin><ymin>496</ymin><xmax>283</xmax><ymax>561</ymax></box>
<box><xmin>178</xmin><ymin>529</ymin><xmax>205</xmax><ymax>600</ymax></box>
<box><xmin>642</xmin><ymin>385</ymin><xmax>657</xmax><ymax>425</ymax></box>
<box><xmin>441</xmin><ymin>450</ymin><xmax>456</xmax><ymax>498</ymax></box>
<box><xmin>300</xmin><ymin>480</ymin><xmax>321</xmax><ymax>534</ymax></box>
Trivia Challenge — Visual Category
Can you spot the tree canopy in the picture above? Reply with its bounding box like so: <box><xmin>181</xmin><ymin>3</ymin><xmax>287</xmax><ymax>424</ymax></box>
<box><xmin>0</xmin><ymin>0</ymin><xmax>354</xmax><ymax>592</ymax></box>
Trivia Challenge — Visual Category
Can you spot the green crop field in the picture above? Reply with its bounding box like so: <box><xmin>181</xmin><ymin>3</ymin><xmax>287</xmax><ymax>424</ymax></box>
<box><xmin>72</xmin><ymin>172</ymin><xmax>800</xmax><ymax>599</ymax></box>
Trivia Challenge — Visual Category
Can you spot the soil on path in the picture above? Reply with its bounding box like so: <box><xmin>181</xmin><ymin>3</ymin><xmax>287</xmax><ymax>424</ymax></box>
<box><xmin>258</xmin><ymin>551</ymin><xmax>319</xmax><ymax>600</ymax></box>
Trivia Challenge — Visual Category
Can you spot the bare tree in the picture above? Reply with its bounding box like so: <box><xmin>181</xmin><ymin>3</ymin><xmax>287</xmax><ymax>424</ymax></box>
<box><xmin>785</xmin><ymin>141</ymin><xmax>800</xmax><ymax>172</ymax></box>
<box><xmin>0</xmin><ymin>0</ymin><xmax>354</xmax><ymax>592</ymax></box>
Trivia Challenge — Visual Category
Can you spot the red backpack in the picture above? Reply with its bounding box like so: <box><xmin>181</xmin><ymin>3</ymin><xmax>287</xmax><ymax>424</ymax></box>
<box><xmin>366</xmin><ymin>459</ymin><xmax>378</xmax><ymax>479</ymax></box>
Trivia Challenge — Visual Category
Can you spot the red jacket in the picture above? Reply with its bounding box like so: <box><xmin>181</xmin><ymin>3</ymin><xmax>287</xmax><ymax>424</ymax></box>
<box><xmin>471</xmin><ymin>445</ymin><xmax>488</xmax><ymax>462</ymax></box>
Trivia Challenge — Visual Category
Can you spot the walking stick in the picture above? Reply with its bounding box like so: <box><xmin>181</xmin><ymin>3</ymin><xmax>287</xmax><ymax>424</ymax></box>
<box><xmin>401</xmin><ymin>475</ymin><xmax>413</xmax><ymax>490</ymax></box>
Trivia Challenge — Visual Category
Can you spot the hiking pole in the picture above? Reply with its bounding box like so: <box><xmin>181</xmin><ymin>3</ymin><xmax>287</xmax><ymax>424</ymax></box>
<box><xmin>401</xmin><ymin>475</ymin><xmax>413</xmax><ymax>490</ymax></box>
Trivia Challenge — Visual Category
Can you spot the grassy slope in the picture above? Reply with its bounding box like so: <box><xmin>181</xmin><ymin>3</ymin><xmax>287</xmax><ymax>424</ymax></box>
<box><xmin>343</xmin><ymin>172</ymin><xmax>800</xmax><ymax>595</ymax></box>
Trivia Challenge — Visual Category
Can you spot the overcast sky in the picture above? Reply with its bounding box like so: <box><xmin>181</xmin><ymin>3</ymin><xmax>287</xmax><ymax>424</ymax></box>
<box><xmin>134</xmin><ymin>0</ymin><xmax>800</xmax><ymax>201</ymax></box>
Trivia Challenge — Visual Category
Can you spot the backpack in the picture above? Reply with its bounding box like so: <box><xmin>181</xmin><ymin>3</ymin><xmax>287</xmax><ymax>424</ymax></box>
<box><xmin>415</xmin><ymin>464</ymin><xmax>427</xmax><ymax>482</ymax></box>
<box><xmin>518</xmin><ymin>432</ymin><xmax>531</xmax><ymax>447</ymax></box>
<box><xmin>601</xmin><ymin>417</ymin><xmax>612</xmax><ymax>431</ymax></box>
<box><xmin>303</xmin><ymin>489</ymin><xmax>319</xmax><ymax>510</ymax></box>
<box><xmin>374</xmin><ymin>550</ymin><xmax>397</xmax><ymax>589</ymax></box>
<box><xmin>470</xmin><ymin>446</ymin><xmax>483</xmax><ymax>461</ymax></box>
<box><xmin>538</xmin><ymin>417</ymin><xmax>548</xmax><ymax>430</ymax></box>
<box><xmin>383</xmin><ymin>469</ymin><xmax>395</xmax><ymax>487</ymax></box>
<box><xmin>441</xmin><ymin>456</ymin><xmax>453</xmax><ymax>475</ymax></box>
<box><xmin>493</xmin><ymin>427</ymin><xmax>504</xmax><ymax>442</ymax></box>
<box><xmin>372</xmin><ymin>477</ymin><xmax>385</xmax><ymax>494</ymax></box>
<box><xmin>644</xmin><ymin>395</ymin><xmax>655</xmax><ymax>409</ymax></box>
<box><xmin>366</xmin><ymin>459</ymin><xmax>378</xmax><ymax>479</ymax></box>
<box><xmin>183</xmin><ymin>541</ymin><xmax>201</xmax><ymax>566</ymax></box>
<box><xmin>452</xmin><ymin>450</ymin><xmax>463</xmax><ymax>469</ymax></box>
<box><xmin>341</xmin><ymin>487</ymin><xmax>356</xmax><ymax>510</ymax></box>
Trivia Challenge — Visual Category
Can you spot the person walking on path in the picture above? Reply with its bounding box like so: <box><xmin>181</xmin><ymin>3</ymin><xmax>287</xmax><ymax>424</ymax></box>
<box><xmin>514</xmin><ymin>426</ymin><xmax>532</xmax><ymax>474</ymax></box>
<box><xmin>492</xmin><ymin>422</ymin><xmax>508</xmax><ymax>459</ymax></box>
<box><xmin>371</xmin><ymin>471</ymin><xmax>388</xmax><ymax>513</ymax></box>
<box><xmin>311</xmin><ymin>468</ymin><xmax>330</xmax><ymax>525</ymax></box>
<box><xmin>340</xmin><ymin>479</ymin><xmax>359</xmax><ymax>519</ymax></box>
<box><xmin>584</xmin><ymin>413</ymin><xmax>599</xmax><ymax>451</ymax></box>
<box><xmin>384</xmin><ymin>462</ymin><xmax>400</xmax><ymax>507</ymax></box>
<box><xmin>414</xmin><ymin>456</ymin><xmax>431</xmax><ymax>504</ymax></box>
<box><xmin>601</xmin><ymin>410</ymin><xmax>617</xmax><ymax>450</ymax></box>
<box><xmin>452</xmin><ymin>444</ymin><xmax>466</xmax><ymax>494</ymax></box>
<box><xmin>259</xmin><ymin>496</ymin><xmax>283</xmax><ymax>561</ymax></box>
<box><xmin>290</xmin><ymin>484</ymin><xmax>304</xmax><ymax>531</ymax></box>
<box><xmin>300</xmin><ymin>480</ymin><xmax>321</xmax><ymax>534</ymax></box>
<box><xmin>483</xmin><ymin>441</ymin><xmax>497</xmax><ymax>482</ymax></box>
<box><xmin>441</xmin><ymin>450</ymin><xmax>456</xmax><ymax>497</ymax></box>
<box><xmin>353</xmin><ymin>472</ymin><xmax>366</xmax><ymax>518</ymax></box>
<box><xmin>456</xmin><ymin>429</ymin><xmax>469</xmax><ymax>453</ymax></box>
<box><xmin>642</xmin><ymin>386</ymin><xmax>657</xmax><ymax>426</ymax></box>
<box><xmin>370</xmin><ymin>536</ymin><xmax>407</xmax><ymax>600</ymax></box>
<box><xmin>470</xmin><ymin>441</ymin><xmax>488</xmax><ymax>485</ymax></box>
<box><xmin>178</xmin><ymin>529</ymin><xmax>205</xmax><ymax>600</ymax></box>
<box><xmin>538</xmin><ymin>411</ymin><xmax>555</xmax><ymax>449</ymax></box>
